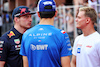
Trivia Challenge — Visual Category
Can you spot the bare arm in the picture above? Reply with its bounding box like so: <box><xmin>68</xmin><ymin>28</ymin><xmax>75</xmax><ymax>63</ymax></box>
<box><xmin>23</xmin><ymin>56</ymin><xmax>29</xmax><ymax>67</ymax></box>
<box><xmin>68</xmin><ymin>16</ymin><xmax>74</xmax><ymax>24</ymax></box>
<box><xmin>71</xmin><ymin>55</ymin><xmax>76</xmax><ymax>67</ymax></box>
<box><xmin>0</xmin><ymin>61</ymin><xmax>5</xmax><ymax>67</ymax></box>
<box><xmin>73</xmin><ymin>0</ymin><xmax>78</xmax><ymax>5</ymax></box>
<box><xmin>61</xmin><ymin>56</ymin><xmax>71</xmax><ymax>67</ymax></box>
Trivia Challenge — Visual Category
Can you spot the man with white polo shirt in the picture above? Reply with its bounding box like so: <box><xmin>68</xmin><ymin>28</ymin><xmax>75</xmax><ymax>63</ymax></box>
<box><xmin>71</xmin><ymin>7</ymin><xmax>100</xmax><ymax>67</ymax></box>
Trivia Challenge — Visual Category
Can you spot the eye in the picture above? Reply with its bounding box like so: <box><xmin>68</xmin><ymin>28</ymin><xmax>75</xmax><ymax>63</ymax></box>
<box><xmin>77</xmin><ymin>16</ymin><xmax>81</xmax><ymax>19</ymax></box>
<box><xmin>24</xmin><ymin>16</ymin><xmax>29</xmax><ymax>18</ymax></box>
<box><xmin>22</xmin><ymin>15</ymin><xmax>31</xmax><ymax>19</ymax></box>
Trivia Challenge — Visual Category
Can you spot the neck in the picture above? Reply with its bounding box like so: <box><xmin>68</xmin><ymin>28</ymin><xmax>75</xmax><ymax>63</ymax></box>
<box><xmin>82</xmin><ymin>23</ymin><xmax>96</xmax><ymax>36</ymax></box>
<box><xmin>39</xmin><ymin>17</ymin><xmax>54</xmax><ymax>25</ymax></box>
<box><xmin>14</xmin><ymin>25</ymin><xmax>26</xmax><ymax>34</ymax></box>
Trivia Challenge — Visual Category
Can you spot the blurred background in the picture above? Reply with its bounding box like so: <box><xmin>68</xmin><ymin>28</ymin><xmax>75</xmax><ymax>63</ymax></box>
<box><xmin>0</xmin><ymin>0</ymin><xmax>100</xmax><ymax>46</ymax></box>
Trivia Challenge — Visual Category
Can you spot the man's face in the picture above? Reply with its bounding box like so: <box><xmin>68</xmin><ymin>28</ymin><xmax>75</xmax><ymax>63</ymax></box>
<box><xmin>18</xmin><ymin>14</ymin><xmax>32</xmax><ymax>29</ymax></box>
<box><xmin>75</xmin><ymin>11</ymin><xmax>87</xmax><ymax>29</ymax></box>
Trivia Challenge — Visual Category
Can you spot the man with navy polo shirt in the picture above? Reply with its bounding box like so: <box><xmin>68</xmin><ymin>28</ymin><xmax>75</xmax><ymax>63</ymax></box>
<box><xmin>20</xmin><ymin>0</ymin><xmax>72</xmax><ymax>67</ymax></box>
<box><xmin>0</xmin><ymin>6</ymin><xmax>35</xmax><ymax>67</ymax></box>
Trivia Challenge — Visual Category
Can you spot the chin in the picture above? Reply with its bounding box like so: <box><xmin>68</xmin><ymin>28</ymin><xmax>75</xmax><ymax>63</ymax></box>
<box><xmin>26</xmin><ymin>26</ymin><xmax>31</xmax><ymax>29</ymax></box>
<box><xmin>76</xmin><ymin>26</ymin><xmax>81</xmax><ymax>29</ymax></box>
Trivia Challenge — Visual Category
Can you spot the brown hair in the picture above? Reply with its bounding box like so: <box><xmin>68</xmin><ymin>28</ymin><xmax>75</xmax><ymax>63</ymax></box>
<box><xmin>79</xmin><ymin>7</ymin><xmax>97</xmax><ymax>24</ymax></box>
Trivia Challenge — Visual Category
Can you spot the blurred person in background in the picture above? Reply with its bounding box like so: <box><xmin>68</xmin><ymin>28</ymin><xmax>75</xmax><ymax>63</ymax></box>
<box><xmin>97</xmin><ymin>0</ymin><xmax>100</xmax><ymax>12</ymax></box>
<box><xmin>2</xmin><ymin>11</ymin><xmax>6</xmax><ymax>34</ymax></box>
<box><xmin>0</xmin><ymin>6</ymin><xmax>35</xmax><ymax>67</ymax></box>
<box><xmin>6</xmin><ymin>13</ymin><xmax>10</xmax><ymax>31</ymax></box>
<box><xmin>66</xmin><ymin>9</ymin><xmax>74</xmax><ymax>46</ymax></box>
<box><xmin>0</xmin><ymin>14</ymin><xmax>3</xmax><ymax>36</ymax></box>
<box><xmin>88</xmin><ymin>0</ymin><xmax>97</xmax><ymax>12</ymax></box>
<box><xmin>97</xmin><ymin>12</ymin><xmax>100</xmax><ymax>33</ymax></box>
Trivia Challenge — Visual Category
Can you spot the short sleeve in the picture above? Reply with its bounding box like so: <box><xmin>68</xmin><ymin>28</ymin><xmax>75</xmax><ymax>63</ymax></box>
<box><xmin>61</xmin><ymin>33</ymin><xmax>72</xmax><ymax>57</ymax></box>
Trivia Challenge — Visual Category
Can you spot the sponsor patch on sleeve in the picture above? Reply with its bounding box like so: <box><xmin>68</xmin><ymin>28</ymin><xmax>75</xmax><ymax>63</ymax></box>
<box><xmin>0</xmin><ymin>41</ymin><xmax>4</xmax><ymax>54</ymax></box>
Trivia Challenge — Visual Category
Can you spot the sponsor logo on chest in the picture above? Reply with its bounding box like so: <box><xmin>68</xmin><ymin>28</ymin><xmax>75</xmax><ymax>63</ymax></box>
<box><xmin>86</xmin><ymin>45</ymin><xmax>92</xmax><ymax>48</ymax></box>
<box><xmin>14</xmin><ymin>39</ymin><xmax>20</xmax><ymax>44</ymax></box>
<box><xmin>77</xmin><ymin>44</ymin><xmax>82</xmax><ymax>53</ymax></box>
<box><xmin>30</xmin><ymin>44</ymin><xmax>48</xmax><ymax>51</ymax></box>
<box><xmin>14</xmin><ymin>39</ymin><xmax>21</xmax><ymax>50</ymax></box>
<box><xmin>15</xmin><ymin>44</ymin><xmax>21</xmax><ymax>50</ymax></box>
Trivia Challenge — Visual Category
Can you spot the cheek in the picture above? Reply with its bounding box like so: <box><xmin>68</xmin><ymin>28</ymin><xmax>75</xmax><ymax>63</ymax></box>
<box><xmin>76</xmin><ymin>19</ymin><xmax>83</xmax><ymax>27</ymax></box>
<box><xmin>21</xmin><ymin>20</ymin><xmax>27</xmax><ymax>24</ymax></box>
<box><xmin>76</xmin><ymin>19</ymin><xmax>81</xmax><ymax>25</ymax></box>
<box><xmin>77</xmin><ymin>19</ymin><xmax>85</xmax><ymax>24</ymax></box>
<box><xmin>20</xmin><ymin>20</ymin><xmax>27</xmax><ymax>26</ymax></box>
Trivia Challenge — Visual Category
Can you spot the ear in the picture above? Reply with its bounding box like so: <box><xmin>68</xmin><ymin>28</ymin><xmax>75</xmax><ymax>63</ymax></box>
<box><xmin>86</xmin><ymin>17</ymin><xmax>90</xmax><ymax>24</ymax></box>
<box><xmin>14</xmin><ymin>17</ymin><xmax>19</xmax><ymax>22</ymax></box>
<box><xmin>37</xmin><ymin>12</ymin><xmax>40</xmax><ymax>17</ymax></box>
<box><xmin>54</xmin><ymin>11</ymin><xmax>58</xmax><ymax>17</ymax></box>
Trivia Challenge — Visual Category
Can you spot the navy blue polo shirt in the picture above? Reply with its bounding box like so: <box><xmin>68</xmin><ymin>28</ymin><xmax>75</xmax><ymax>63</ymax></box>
<box><xmin>0</xmin><ymin>27</ymin><xmax>23</xmax><ymax>67</ymax></box>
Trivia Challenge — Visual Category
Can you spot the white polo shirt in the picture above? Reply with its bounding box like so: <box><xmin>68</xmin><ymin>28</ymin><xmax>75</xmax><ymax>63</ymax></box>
<box><xmin>72</xmin><ymin>32</ymin><xmax>100</xmax><ymax>67</ymax></box>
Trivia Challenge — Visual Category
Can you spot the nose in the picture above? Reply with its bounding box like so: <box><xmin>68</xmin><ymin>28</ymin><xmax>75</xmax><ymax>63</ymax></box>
<box><xmin>30</xmin><ymin>18</ymin><xmax>32</xmax><ymax>22</ymax></box>
<box><xmin>29</xmin><ymin>16</ymin><xmax>32</xmax><ymax>22</ymax></box>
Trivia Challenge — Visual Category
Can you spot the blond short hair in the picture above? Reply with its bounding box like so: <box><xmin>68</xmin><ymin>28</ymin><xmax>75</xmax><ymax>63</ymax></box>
<box><xmin>79</xmin><ymin>7</ymin><xmax>97</xmax><ymax>23</ymax></box>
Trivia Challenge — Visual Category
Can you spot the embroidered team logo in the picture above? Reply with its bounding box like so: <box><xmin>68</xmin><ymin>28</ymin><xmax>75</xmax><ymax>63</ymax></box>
<box><xmin>0</xmin><ymin>41</ymin><xmax>4</xmax><ymax>48</ymax></box>
<box><xmin>38</xmin><ymin>40</ymin><xmax>41</xmax><ymax>42</ymax></box>
<box><xmin>19</xmin><ymin>8</ymin><xmax>27</xmax><ymax>14</ymax></box>
<box><xmin>86</xmin><ymin>45</ymin><xmax>92</xmax><ymax>48</ymax></box>
<box><xmin>76</xmin><ymin>44</ymin><xmax>82</xmax><ymax>47</ymax></box>
<box><xmin>39</xmin><ymin>28</ymin><xmax>44</xmax><ymax>30</ymax></box>
<box><xmin>77</xmin><ymin>44</ymin><xmax>82</xmax><ymax>53</ymax></box>
<box><xmin>7</xmin><ymin>31</ymin><xmax>15</xmax><ymax>38</ymax></box>
<box><xmin>77</xmin><ymin>48</ymin><xmax>81</xmax><ymax>53</ymax></box>
<box><xmin>0</xmin><ymin>41</ymin><xmax>4</xmax><ymax>54</ymax></box>
<box><xmin>14</xmin><ymin>39</ymin><xmax>20</xmax><ymax>44</ymax></box>
<box><xmin>15</xmin><ymin>44</ymin><xmax>21</xmax><ymax>50</ymax></box>
<box><xmin>0</xmin><ymin>41</ymin><xmax>4</xmax><ymax>44</ymax></box>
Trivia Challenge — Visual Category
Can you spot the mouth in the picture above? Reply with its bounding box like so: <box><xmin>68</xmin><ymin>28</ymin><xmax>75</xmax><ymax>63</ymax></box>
<box><xmin>28</xmin><ymin>23</ymin><xmax>31</xmax><ymax>26</ymax></box>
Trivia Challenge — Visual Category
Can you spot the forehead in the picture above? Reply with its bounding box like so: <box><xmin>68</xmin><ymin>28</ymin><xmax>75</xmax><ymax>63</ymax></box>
<box><xmin>77</xmin><ymin>11</ymin><xmax>85</xmax><ymax>17</ymax></box>
<box><xmin>20</xmin><ymin>14</ymin><xmax>31</xmax><ymax>17</ymax></box>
